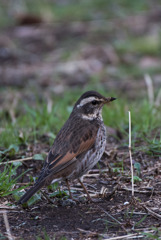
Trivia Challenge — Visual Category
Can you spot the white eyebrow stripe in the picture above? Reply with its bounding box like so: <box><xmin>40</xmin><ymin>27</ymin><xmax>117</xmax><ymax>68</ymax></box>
<box><xmin>77</xmin><ymin>97</ymin><xmax>100</xmax><ymax>108</ymax></box>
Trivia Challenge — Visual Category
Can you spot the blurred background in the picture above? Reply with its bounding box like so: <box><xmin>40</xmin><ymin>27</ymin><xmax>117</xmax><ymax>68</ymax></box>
<box><xmin>0</xmin><ymin>2</ymin><xmax>161</xmax><ymax>238</ymax></box>
<box><xmin>0</xmin><ymin>0</ymin><xmax>161</xmax><ymax>148</ymax></box>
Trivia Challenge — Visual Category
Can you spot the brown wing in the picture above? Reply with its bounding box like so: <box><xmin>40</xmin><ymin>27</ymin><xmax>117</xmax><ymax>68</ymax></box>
<box><xmin>39</xmin><ymin>120</ymin><xmax>99</xmax><ymax>180</ymax></box>
<box><xmin>36</xmin><ymin>116</ymin><xmax>100</xmax><ymax>184</ymax></box>
<box><xmin>48</xmin><ymin>128</ymin><xmax>97</xmax><ymax>174</ymax></box>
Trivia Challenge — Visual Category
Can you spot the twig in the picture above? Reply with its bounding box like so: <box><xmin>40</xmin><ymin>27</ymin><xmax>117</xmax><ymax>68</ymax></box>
<box><xmin>0</xmin><ymin>157</ymin><xmax>33</xmax><ymax>165</ymax></box>
<box><xmin>121</xmin><ymin>187</ymin><xmax>152</xmax><ymax>194</ymax></box>
<box><xmin>155</xmin><ymin>88</ymin><xmax>161</xmax><ymax>107</ymax></box>
<box><xmin>97</xmin><ymin>206</ymin><xmax>127</xmax><ymax>232</ymax></box>
<box><xmin>88</xmin><ymin>169</ymin><xmax>108</xmax><ymax>173</ymax></box>
<box><xmin>70</xmin><ymin>187</ymin><xmax>96</xmax><ymax>194</ymax></box>
<box><xmin>83</xmin><ymin>173</ymin><xmax>100</xmax><ymax>178</ymax></box>
<box><xmin>104</xmin><ymin>227</ymin><xmax>161</xmax><ymax>239</ymax></box>
<box><xmin>0</xmin><ymin>205</ymin><xmax>18</xmax><ymax>210</ymax></box>
<box><xmin>3</xmin><ymin>211</ymin><xmax>14</xmax><ymax>240</ymax></box>
<box><xmin>135</xmin><ymin>227</ymin><xmax>161</xmax><ymax>232</ymax></box>
<box><xmin>144</xmin><ymin>74</ymin><xmax>154</xmax><ymax>105</ymax></box>
<box><xmin>47</xmin><ymin>97</ymin><xmax>53</xmax><ymax>114</ymax></box>
<box><xmin>0</xmin><ymin>210</ymin><xmax>19</xmax><ymax>213</ymax></box>
<box><xmin>142</xmin><ymin>205</ymin><xmax>161</xmax><ymax>220</ymax></box>
<box><xmin>125</xmin><ymin>211</ymin><xmax>147</xmax><ymax>215</ymax></box>
<box><xmin>40</xmin><ymin>190</ymin><xmax>56</xmax><ymax>205</ymax></box>
<box><xmin>77</xmin><ymin>228</ymin><xmax>104</xmax><ymax>238</ymax></box>
<box><xmin>128</xmin><ymin>111</ymin><xmax>134</xmax><ymax>197</ymax></box>
<box><xmin>80</xmin><ymin>193</ymin><xmax>100</xmax><ymax>198</ymax></box>
<box><xmin>104</xmin><ymin>232</ymin><xmax>147</xmax><ymax>240</ymax></box>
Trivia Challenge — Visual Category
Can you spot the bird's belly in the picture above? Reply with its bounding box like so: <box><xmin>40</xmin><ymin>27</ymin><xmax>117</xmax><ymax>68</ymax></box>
<box><xmin>68</xmin><ymin>124</ymin><xmax>106</xmax><ymax>179</ymax></box>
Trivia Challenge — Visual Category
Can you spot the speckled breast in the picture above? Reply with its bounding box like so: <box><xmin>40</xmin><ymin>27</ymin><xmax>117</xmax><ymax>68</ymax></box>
<box><xmin>69</xmin><ymin>122</ymin><xmax>106</xmax><ymax>179</ymax></box>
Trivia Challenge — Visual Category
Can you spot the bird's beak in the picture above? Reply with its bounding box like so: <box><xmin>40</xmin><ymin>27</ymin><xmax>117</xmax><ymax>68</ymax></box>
<box><xmin>104</xmin><ymin>97</ymin><xmax>117</xmax><ymax>104</ymax></box>
<box><xmin>110</xmin><ymin>97</ymin><xmax>117</xmax><ymax>102</ymax></box>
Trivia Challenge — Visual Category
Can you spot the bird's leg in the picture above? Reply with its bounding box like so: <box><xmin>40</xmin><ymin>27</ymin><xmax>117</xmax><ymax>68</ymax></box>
<box><xmin>78</xmin><ymin>178</ymin><xmax>92</xmax><ymax>201</ymax></box>
<box><xmin>65</xmin><ymin>179</ymin><xmax>73</xmax><ymax>200</ymax></box>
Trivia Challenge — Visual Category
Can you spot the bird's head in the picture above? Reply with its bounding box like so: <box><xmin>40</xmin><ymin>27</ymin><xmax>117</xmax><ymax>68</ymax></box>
<box><xmin>72</xmin><ymin>91</ymin><xmax>116</xmax><ymax>120</ymax></box>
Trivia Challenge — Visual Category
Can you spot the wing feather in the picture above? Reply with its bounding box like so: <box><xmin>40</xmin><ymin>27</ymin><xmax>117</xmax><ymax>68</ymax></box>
<box><xmin>37</xmin><ymin>118</ymin><xmax>99</xmax><ymax>183</ymax></box>
<box><xmin>46</xmin><ymin>123</ymin><xmax>98</xmax><ymax>176</ymax></box>
<box><xmin>48</xmin><ymin>136</ymin><xmax>95</xmax><ymax>171</ymax></box>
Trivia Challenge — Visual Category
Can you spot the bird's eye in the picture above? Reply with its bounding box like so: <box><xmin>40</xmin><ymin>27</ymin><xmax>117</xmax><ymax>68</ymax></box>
<box><xmin>91</xmin><ymin>100</ymin><xmax>98</xmax><ymax>105</ymax></box>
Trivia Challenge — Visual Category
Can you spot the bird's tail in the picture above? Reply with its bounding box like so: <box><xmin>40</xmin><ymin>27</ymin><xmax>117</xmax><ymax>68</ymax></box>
<box><xmin>17</xmin><ymin>180</ymin><xmax>45</xmax><ymax>204</ymax></box>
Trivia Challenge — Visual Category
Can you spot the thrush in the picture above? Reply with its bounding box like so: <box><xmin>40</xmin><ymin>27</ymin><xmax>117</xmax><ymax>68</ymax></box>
<box><xmin>18</xmin><ymin>91</ymin><xmax>116</xmax><ymax>204</ymax></box>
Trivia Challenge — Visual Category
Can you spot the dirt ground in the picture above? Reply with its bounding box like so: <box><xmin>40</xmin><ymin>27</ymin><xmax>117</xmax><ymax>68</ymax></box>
<box><xmin>0</xmin><ymin>5</ymin><xmax>161</xmax><ymax>240</ymax></box>
<box><xmin>1</xmin><ymin>140</ymin><xmax>161</xmax><ymax>239</ymax></box>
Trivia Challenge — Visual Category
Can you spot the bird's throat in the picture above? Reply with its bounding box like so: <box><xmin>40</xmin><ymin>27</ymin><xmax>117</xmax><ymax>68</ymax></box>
<box><xmin>81</xmin><ymin>110</ymin><xmax>103</xmax><ymax>121</ymax></box>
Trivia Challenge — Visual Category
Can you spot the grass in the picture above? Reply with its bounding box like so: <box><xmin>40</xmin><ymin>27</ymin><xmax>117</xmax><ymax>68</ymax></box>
<box><xmin>114</xmin><ymin>34</ymin><xmax>161</xmax><ymax>56</ymax></box>
<box><xmin>145</xmin><ymin>136</ymin><xmax>161</xmax><ymax>156</ymax></box>
<box><xmin>36</xmin><ymin>230</ymin><xmax>56</xmax><ymax>240</ymax></box>
<box><xmin>0</xmin><ymin>0</ymin><xmax>155</xmax><ymax>28</ymax></box>
<box><xmin>0</xmin><ymin>89</ymin><xmax>160</xmax><ymax>150</ymax></box>
<box><xmin>142</xmin><ymin>227</ymin><xmax>161</xmax><ymax>240</ymax></box>
<box><xmin>1</xmin><ymin>88</ymin><xmax>160</xmax><ymax>206</ymax></box>
<box><xmin>0</xmin><ymin>158</ymin><xmax>26</xmax><ymax>197</ymax></box>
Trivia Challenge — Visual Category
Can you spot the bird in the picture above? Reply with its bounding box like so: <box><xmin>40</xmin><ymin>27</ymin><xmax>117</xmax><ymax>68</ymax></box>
<box><xmin>18</xmin><ymin>91</ymin><xmax>116</xmax><ymax>204</ymax></box>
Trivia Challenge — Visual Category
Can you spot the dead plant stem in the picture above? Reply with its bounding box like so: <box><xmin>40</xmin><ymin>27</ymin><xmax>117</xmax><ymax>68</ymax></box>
<box><xmin>128</xmin><ymin>111</ymin><xmax>134</xmax><ymax>197</ymax></box>
<box><xmin>3</xmin><ymin>211</ymin><xmax>14</xmax><ymax>240</ymax></box>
